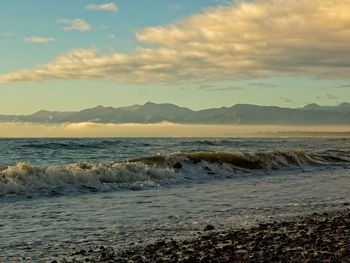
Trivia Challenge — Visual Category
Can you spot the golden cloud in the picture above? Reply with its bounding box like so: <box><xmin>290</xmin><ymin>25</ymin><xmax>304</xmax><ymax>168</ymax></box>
<box><xmin>57</xmin><ymin>19</ymin><xmax>91</xmax><ymax>32</ymax></box>
<box><xmin>25</xmin><ymin>36</ymin><xmax>55</xmax><ymax>43</ymax></box>
<box><xmin>1</xmin><ymin>0</ymin><xmax>350</xmax><ymax>84</ymax></box>
<box><xmin>1</xmin><ymin>122</ymin><xmax>349</xmax><ymax>138</ymax></box>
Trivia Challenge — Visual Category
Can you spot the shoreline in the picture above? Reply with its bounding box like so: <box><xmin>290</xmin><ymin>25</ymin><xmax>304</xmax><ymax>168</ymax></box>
<box><xmin>59</xmin><ymin>209</ymin><xmax>350</xmax><ymax>262</ymax></box>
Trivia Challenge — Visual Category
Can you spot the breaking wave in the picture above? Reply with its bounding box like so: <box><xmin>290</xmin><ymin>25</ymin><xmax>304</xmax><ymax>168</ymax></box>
<box><xmin>0</xmin><ymin>150</ymin><xmax>348</xmax><ymax>197</ymax></box>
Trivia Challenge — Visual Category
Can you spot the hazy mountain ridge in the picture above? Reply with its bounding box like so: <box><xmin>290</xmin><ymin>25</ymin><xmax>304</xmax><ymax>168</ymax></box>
<box><xmin>1</xmin><ymin>102</ymin><xmax>350</xmax><ymax>125</ymax></box>
<box><xmin>302</xmin><ymin>103</ymin><xmax>350</xmax><ymax>112</ymax></box>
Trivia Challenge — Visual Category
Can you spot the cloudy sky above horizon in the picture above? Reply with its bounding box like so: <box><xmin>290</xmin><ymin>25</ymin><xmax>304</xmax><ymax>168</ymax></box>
<box><xmin>0</xmin><ymin>0</ymin><xmax>349</xmax><ymax>114</ymax></box>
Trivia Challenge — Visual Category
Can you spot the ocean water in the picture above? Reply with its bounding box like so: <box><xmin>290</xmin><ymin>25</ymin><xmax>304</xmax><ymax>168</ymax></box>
<box><xmin>1</xmin><ymin>137</ymin><xmax>350</xmax><ymax>261</ymax></box>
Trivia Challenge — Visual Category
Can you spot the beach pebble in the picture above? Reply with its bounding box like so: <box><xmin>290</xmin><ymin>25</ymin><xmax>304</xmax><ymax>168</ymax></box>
<box><xmin>203</xmin><ymin>224</ymin><xmax>215</xmax><ymax>231</ymax></box>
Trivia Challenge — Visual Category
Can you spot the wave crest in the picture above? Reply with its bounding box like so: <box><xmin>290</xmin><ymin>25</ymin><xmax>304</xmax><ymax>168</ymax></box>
<box><xmin>0</xmin><ymin>150</ymin><xmax>347</xmax><ymax>197</ymax></box>
<box><xmin>134</xmin><ymin>150</ymin><xmax>322</xmax><ymax>170</ymax></box>
<box><xmin>0</xmin><ymin>161</ymin><xmax>176</xmax><ymax>197</ymax></box>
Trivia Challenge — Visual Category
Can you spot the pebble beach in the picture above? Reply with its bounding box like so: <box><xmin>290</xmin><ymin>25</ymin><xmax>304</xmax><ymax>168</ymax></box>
<box><xmin>58</xmin><ymin>209</ymin><xmax>350</xmax><ymax>262</ymax></box>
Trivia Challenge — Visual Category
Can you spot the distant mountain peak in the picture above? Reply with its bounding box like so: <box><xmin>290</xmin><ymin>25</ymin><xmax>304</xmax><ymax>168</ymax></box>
<box><xmin>92</xmin><ymin>105</ymin><xmax>113</xmax><ymax>110</ymax></box>
<box><xmin>94</xmin><ymin>105</ymin><xmax>105</xmax><ymax>109</ymax></box>
<box><xmin>34</xmin><ymin>109</ymin><xmax>52</xmax><ymax>114</ymax></box>
<box><xmin>0</xmin><ymin>102</ymin><xmax>349</xmax><ymax>125</ymax></box>
<box><xmin>29</xmin><ymin>109</ymin><xmax>54</xmax><ymax>117</ymax></box>
<box><xmin>303</xmin><ymin>103</ymin><xmax>320</xmax><ymax>109</ymax></box>
<box><xmin>143</xmin><ymin>102</ymin><xmax>179</xmax><ymax>107</ymax></box>
<box><xmin>144</xmin><ymin>101</ymin><xmax>156</xmax><ymax>106</ymax></box>
<box><xmin>140</xmin><ymin>102</ymin><xmax>188</xmax><ymax>111</ymax></box>
<box><xmin>302</xmin><ymin>102</ymin><xmax>350</xmax><ymax>112</ymax></box>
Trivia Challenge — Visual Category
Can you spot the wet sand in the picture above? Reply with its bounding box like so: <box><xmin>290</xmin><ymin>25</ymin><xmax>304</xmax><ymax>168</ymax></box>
<box><xmin>57</xmin><ymin>209</ymin><xmax>350</xmax><ymax>262</ymax></box>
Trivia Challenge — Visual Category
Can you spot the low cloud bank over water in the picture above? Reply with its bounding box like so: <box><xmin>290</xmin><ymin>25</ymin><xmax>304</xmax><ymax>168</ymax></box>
<box><xmin>1</xmin><ymin>122</ymin><xmax>349</xmax><ymax>137</ymax></box>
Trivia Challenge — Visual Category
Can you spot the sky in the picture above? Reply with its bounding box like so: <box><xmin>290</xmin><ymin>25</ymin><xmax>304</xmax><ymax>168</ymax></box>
<box><xmin>0</xmin><ymin>0</ymin><xmax>349</xmax><ymax>115</ymax></box>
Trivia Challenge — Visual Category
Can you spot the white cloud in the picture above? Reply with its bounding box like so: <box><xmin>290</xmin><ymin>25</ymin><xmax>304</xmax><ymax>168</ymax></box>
<box><xmin>86</xmin><ymin>2</ymin><xmax>118</xmax><ymax>12</ymax></box>
<box><xmin>1</xmin><ymin>0</ymin><xmax>350</xmax><ymax>84</ymax></box>
<box><xmin>25</xmin><ymin>36</ymin><xmax>55</xmax><ymax>44</ymax></box>
<box><xmin>57</xmin><ymin>19</ymin><xmax>91</xmax><ymax>32</ymax></box>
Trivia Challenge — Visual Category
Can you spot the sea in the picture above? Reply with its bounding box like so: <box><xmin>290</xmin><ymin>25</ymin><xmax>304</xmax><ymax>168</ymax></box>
<box><xmin>1</xmin><ymin>137</ymin><xmax>350</xmax><ymax>261</ymax></box>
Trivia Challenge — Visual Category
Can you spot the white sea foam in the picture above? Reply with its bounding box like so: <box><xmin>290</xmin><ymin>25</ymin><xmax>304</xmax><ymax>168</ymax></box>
<box><xmin>0</xmin><ymin>150</ymin><xmax>347</xmax><ymax>197</ymax></box>
<box><xmin>0</xmin><ymin>161</ymin><xmax>176</xmax><ymax>197</ymax></box>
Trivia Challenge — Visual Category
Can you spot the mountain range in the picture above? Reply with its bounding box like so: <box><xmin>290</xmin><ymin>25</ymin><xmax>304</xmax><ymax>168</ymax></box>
<box><xmin>1</xmin><ymin>102</ymin><xmax>350</xmax><ymax>125</ymax></box>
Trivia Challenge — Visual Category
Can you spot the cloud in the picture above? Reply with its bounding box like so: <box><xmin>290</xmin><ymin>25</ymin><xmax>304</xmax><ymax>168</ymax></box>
<box><xmin>3</xmin><ymin>122</ymin><xmax>348</xmax><ymax>137</ymax></box>
<box><xmin>1</xmin><ymin>0</ymin><xmax>350</xmax><ymax>84</ymax></box>
<box><xmin>86</xmin><ymin>2</ymin><xmax>118</xmax><ymax>12</ymax></box>
<box><xmin>57</xmin><ymin>19</ymin><xmax>91</xmax><ymax>32</ymax></box>
<box><xmin>25</xmin><ymin>36</ymin><xmax>55</xmax><ymax>44</ymax></box>
<box><xmin>197</xmin><ymin>81</ymin><xmax>278</xmax><ymax>91</ymax></box>
<box><xmin>197</xmin><ymin>84</ymin><xmax>243</xmax><ymax>91</ymax></box>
